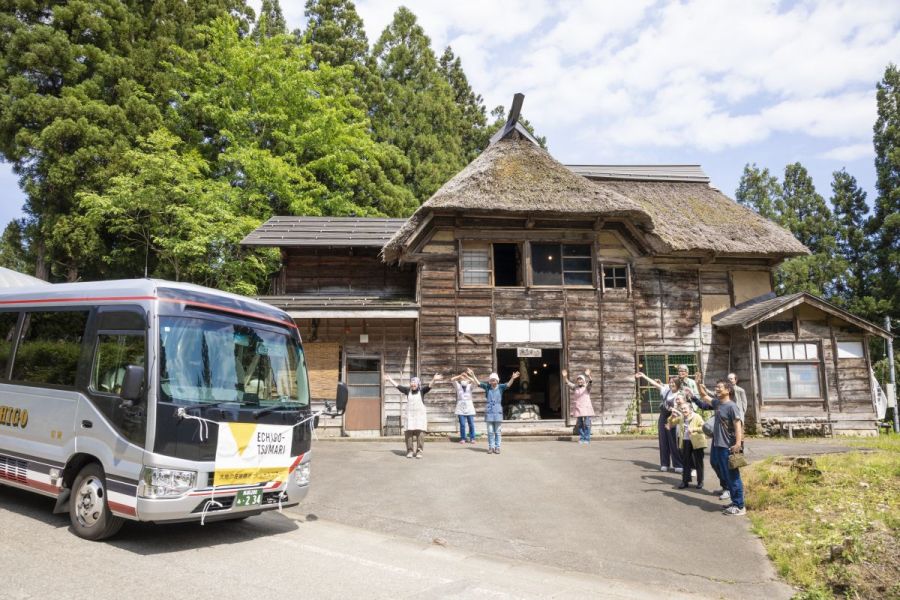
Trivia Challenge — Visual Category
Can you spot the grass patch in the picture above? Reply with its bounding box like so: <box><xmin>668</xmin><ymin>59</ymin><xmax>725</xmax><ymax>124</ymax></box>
<box><xmin>744</xmin><ymin>433</ymin><xmax>900</xmax><ymax>599</ymax></box>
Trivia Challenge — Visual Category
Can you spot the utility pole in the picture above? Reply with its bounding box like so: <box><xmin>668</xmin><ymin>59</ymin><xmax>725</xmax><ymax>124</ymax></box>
<box><xmin>887</xmin><ymin>316</ymin><xmax>898</xmax><ymax>434</ymax></box>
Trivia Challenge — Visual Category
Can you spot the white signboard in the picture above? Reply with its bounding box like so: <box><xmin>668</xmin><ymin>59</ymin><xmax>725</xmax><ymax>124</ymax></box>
<box><xmin>458</xmin><ymin>316</ymin><xmax>491</xmax><ymax>335</ymax></box>
<box><xmin>496</xmin><ymin>319</ymin><xmax>530</xmax><ymax>343</ymax></box>
<box><xmin>517</xmin><ymin>347</ymin><xmax>542</xmax><ymax>358</ymax></box>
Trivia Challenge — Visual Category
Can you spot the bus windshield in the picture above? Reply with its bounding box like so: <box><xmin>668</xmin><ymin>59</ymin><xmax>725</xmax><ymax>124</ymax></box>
<box><xmin>159</xmin><ymin>316</ymin><xmax>309</xmax><ymax>409</ymax></box>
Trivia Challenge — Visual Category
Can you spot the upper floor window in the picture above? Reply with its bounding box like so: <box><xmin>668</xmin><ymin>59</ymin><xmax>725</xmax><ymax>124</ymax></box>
<box><xmin>460</xmin><ymin>242</ymin><xmax>523</xmax><ymax>287</ymax></box>
<box><xmin>602</xmin><ymin>265</ymin><xmax>628</xmax><ymax>290</ymax></box>
<box><xmin>531</xmin><ymin>243</ymin><xmax>592</xmax><ymax>286</ymax></box>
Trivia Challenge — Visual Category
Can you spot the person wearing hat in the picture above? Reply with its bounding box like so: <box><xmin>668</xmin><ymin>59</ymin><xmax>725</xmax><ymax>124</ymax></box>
<box><xmin>468</xmin><ymin>368</ymin><xmax>519</xmax><ymax>454</ymax></box>
<box><xmin>562</xmin><ymin>368</ymin><xmax>594</xmax><ymax>444</ymax></box>
<box><xmin>385</xmin><ymin>373</ymin><xmax>442</xmax><ymax>458</ymax></box>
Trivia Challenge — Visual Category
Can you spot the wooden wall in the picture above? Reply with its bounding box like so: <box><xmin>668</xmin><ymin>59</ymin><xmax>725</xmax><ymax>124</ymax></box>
<box><xmin>296</xmin><ymin>318</ymin><xmax>416</xmax><ymax>436</ymax></box>
<box><xmin>281</xmin><ymin>248</ymin><xmax>415</xmax><ymax>297</ymax></box>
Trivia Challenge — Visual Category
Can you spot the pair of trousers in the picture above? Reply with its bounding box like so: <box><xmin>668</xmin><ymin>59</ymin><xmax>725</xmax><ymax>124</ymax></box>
<box><xmin>458</xmin><ymin>415</ymin><xmax>475</xmax><ymax>441</ymax></box>
<box><xmin>576</xmin><ymin>416</ymin><xmax>592</xmax><ymax>442</ymax></box>
<box><xmin>680</xmin><ymin>440</ymin><xmax>705</xmax><ymax>485</ymax></box>
<box><xmin>658</xmin><ymin>422</ymin><xmax>683</xmax><ymax>468</ymax></box>
<box><xmin>486</xmin><ymin>421</ymin><xmax>502</xmax><ymax>449</ymax></box>
<box><xmin>404</xmin><ymin>430</ymin><xmax>424</xmax><ymax>454</ymax></box>
<box><xmin>710</xmin><ymin>446</ymin><xmax>744</xmax><ymax>508</ymax></box>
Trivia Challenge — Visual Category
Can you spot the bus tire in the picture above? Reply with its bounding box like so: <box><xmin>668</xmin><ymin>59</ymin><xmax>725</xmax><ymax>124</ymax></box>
<box><xmin>69</xmin><ymin>463</ymin><xmax>124</xmax><ymax>540</ymax></box>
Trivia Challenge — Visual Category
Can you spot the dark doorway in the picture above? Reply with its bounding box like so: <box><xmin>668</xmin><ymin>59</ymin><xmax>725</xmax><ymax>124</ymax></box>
<box><xmin>493</xmin><ymin>243</ymin><xmax>522</xmax><ymax>287</ymax></box>
<box><xmin>496</xmin><ymin>348</ymin><xmax>562</xmax><ymax>419</ymax></box>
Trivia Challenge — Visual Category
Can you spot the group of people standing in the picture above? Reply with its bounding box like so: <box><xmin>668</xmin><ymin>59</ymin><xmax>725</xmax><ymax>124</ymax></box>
<box><xmin>635</xmin><ymin>366</ymin><xmax>748</xmax><ymax>516</ymax></box>
<box><xmin>385</xmin><ymin>366</ymin><xmax>595</xmax><ymax>456</ymax></box>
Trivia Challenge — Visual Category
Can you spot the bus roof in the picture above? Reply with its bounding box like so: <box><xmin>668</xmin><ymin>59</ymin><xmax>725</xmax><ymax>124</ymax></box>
<box><xmin>0</xmin><ymin>279</ymin><xmax>295</xmax><ymax>329</ymax></box>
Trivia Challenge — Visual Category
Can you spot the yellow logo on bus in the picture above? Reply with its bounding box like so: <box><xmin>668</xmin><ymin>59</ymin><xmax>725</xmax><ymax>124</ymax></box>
<box><xmin>0</xmin><ymin>405</ymin><xmax>28</xmax><ymax>429</ymax></box>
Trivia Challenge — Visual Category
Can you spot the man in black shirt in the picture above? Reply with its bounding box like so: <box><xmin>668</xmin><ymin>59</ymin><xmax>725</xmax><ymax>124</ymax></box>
<box><xmin>691</xmin><ymin>380</ymin><xmax>746</xmax><ymax>515</ymax></box>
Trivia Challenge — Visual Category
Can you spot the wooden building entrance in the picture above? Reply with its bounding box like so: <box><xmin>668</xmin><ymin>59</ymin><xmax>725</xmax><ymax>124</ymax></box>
<box><xmin>344</xmin><ymin>356</ymin><xmax>382</xmax><ymax>433</ymax></box>
<box><xmin>496</xmin><ymin>348</ymin><xmax>563</xmax><ymax>420</ymax></box>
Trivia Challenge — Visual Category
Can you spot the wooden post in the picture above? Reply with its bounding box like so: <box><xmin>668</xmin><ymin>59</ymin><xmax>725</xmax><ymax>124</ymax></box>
<box><xmin>828</xmin><ymin>317</ymin><xmax>843</xmax><ymax>413</ymax></box>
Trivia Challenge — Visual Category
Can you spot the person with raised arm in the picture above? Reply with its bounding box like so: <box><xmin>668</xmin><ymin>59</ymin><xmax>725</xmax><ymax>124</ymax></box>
<box><xmin>468</xmin><ymin>368</ymin><xmax>519</xmax><ymax>455</ymax></box>
<box><xmin>562</xmin><ymin>368</ymin><xmax>594</xmax><ymax>444</ymax></box>
<box><xmin>635</xmin><ymin>372</ymin><xmax>684</xmax><ymax>473</ymax></box>
<box><xmin>451</xmin><ymin>371</ymin><xmax>477</xmax><ymax>444</ymax></box>
<box><xmin>385</xmin><ymin>373</ymin><xmax>442</xmax><ymax>459</ymax></box>
<box><xmin>667</xmin><ymin>395</ymin><xmax>707</xmax><ymax>489</ymax></box>
<box><xmin>693</xmin><ymin>379</ymin><xmax>746</xmax><ymax>515</ymax></box>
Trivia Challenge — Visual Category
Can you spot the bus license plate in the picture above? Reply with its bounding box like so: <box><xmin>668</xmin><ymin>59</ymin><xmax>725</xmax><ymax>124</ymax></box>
<box><xmin>234</xmin><ymin>489</ymin><xmax>263</xmax><ymax>507</ymax></box>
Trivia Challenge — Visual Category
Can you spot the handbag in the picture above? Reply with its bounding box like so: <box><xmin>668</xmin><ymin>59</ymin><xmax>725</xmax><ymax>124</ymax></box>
<box><xmin>728</xmin><ymin>450</ymin><xmax>749</xmax><ymax>469</ymax></box>
<box><xmin>702</xmin><ymin>415</ymin><xmax>715</xmax><ymax>437</ymax></box>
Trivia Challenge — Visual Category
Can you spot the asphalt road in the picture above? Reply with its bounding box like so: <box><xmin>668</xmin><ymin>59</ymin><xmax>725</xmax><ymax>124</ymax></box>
<box><xmin>0</xmin><ymin>437</ymin><xmax>851</xmax><ymax>599</ymax></box>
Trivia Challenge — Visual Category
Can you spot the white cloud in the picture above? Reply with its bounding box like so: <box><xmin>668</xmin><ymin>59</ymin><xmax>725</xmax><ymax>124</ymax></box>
<box><xmin>819</xmin><ymin>143</ymin><xmax>874</xmax><ymax>162</ymax></box>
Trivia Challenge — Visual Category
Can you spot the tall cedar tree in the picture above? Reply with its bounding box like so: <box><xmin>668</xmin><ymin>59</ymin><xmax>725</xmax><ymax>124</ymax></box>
<box><xmin>252</xmin><ymin>0</ymin><xmax>287</xmax><ymax>39</ymax></box>
<box><xmin>302</xmin><ymin>0</ymin><xmax>381</xmax><ymax>122</ymax></box>
<box><xmin>772</xmin><ymin>163</ymin><xmax>845</xmax><ymax>297</ymax></box>
<box><xmin>0</xmin><ymin>0</ymin><xmax>251</xmax><ymax>281</ymax></box>
<box><xmin>371</xmin><ymin>8</ymin><xmax>467</xmax><ymax>201</ymax></box>
<box><xmin>736</xmin><ymin>163</ymin><xmax>782</xmax><ymax>222</ymax></box>
<box><xmin>438</xmin><ymin>47</ymin><xmax>488</xmax><ymax>160</ymax></box>
<box><xmin>871</xmin><ymin>63</ymin><xmax>900</xmax><ymax>321</ymax></box>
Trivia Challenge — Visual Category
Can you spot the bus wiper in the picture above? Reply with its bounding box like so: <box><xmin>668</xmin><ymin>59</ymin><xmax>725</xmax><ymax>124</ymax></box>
<box><xmin>253</xmin><ymin>402</ymin><xmax>300</xmax><ymax>419</ymax></box>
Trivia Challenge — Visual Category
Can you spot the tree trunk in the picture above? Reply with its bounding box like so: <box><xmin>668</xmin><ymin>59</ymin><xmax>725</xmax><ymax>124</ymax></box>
<box><xmin>34</xmin><ymin>239</ymin><xmax>49</xmax><ymax>281</ymax></box>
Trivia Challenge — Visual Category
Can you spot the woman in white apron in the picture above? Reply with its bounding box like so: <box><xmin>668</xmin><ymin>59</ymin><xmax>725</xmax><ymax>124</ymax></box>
<box><xmin>385</xmin><ymin>373</ymin><xmax>442</xmax><ymax>458</ymax></box>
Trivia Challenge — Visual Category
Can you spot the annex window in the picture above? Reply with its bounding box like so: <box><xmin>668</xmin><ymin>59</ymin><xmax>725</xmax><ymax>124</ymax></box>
<box><xmin>836</xmin><ymin>341</ymin><xmax>864</xmax><ymax>359</ymax></box>
<box><xmin>91</xmin><ymin>334</ymin><xmax>145</xmax><ymax>396</ymax></box>
<box><xmin>0</xmin><ymin>312</ymin><xmax>19</xmax><ymax>379</ymax></box>
<box><xmin>759</xmin><ymin>341</ymin><xmax>821</xmax><ymax>399</ymax></box>
<box><xmin>13</xmin><ymin>310</ymin><xmax>89</xmax><ymax>387</ymax></box>
<box><xmin>602</xmin><ymin>265</ymin><xmax>628</xmax><ymax>290</ymax></box>
<box><xmin>531</xmin><ymin>243</ymin><xmax>592</xmax><ymax>286</ymax></box>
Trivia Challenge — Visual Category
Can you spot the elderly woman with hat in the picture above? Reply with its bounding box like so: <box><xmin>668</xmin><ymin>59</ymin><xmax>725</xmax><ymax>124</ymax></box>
<box><xmin>468</xmin><ymin>368</ymin><xmax>519</xmax><ymax>454</ymax></box>
<box><xmin>385</xmin><ymin>373</ymin><xmax>442</xmax><ymax>458</ymax></box>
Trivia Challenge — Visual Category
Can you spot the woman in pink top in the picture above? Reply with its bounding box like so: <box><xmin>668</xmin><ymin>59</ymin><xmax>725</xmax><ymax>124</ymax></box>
<box><xmin>563</xmin><ymin>368</ymin><xmax>594</xmax><ymax>444</ymax></box>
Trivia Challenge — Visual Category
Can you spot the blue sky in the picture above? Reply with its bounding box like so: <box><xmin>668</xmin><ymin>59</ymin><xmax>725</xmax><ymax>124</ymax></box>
<box><xmin>2</xmin><ymin>0</ymin><xmax>898</xmax><ymax>229</ymax></box>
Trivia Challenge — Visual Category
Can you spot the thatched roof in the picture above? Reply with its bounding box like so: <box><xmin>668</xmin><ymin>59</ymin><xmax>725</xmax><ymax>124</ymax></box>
<box><xmin>583</xmin><ymin>180</ymin><xmax>809</xmax><ymax>256</ymax></box>
<box><xmin>383</xmin><ymin>138</ymin><xmax>652</xmax><ymax>260</ymax></box>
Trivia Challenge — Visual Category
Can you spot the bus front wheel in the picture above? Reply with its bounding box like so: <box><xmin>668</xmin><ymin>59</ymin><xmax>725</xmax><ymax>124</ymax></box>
<box><xmin>69</xmin><ymin>463</ymin><xmax>124</xmax><ymax>540</ymax></box>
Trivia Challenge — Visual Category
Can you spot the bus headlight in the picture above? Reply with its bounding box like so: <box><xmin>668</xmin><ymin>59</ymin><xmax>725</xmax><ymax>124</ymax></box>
<box><xmin>138</xmin><ymin>467</ymin><xmax>197</xmax><ymax>499</ymax></box>
<box><xmin>295</xmin><ymin>463</ymin><xmax>310</xmax><ymax>487</ymax></box>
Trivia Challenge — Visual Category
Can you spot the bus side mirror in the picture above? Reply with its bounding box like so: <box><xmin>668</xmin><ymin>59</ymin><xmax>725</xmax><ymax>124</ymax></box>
<box><xmin>121</xmin><ymin>365</ymin><xmax>145</xmax><ymax>402</ymax></box>
<box><xmin>335</xmin><ymin>382</ymin><xmax>348</xmax><ymax>415</ymax></box>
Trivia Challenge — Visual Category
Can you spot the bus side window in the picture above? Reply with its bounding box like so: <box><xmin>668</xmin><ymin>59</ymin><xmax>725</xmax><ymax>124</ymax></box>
<box><xmin>13</xmin><ymin>310</ymin><xmax>89</xmax><ymax>387</ymax></box>
<box><xmin>91</xmin><ymin>333</ymin><xmax>145</xmax><ymax>396</ymax></box>
<box><xmin>0</xmin><ymin>312</ymin><xmax>19</xmax><ymax>379</ymax></box>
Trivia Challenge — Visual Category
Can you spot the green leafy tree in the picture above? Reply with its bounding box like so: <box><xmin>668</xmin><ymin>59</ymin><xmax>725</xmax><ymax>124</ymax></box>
<box><xmin>485</xmin><ymin>104</ymin><xmax>548</xmax><ymax>149</ymax></box>
<box><xmin>80</xmin><ymin>129</ymin><xmax>274</xmax><ymax>294</ymax></box>
<box><xmin>371</xmin><ymin>7</ymin><xmax>467</xmax><ymax>200</ymax></box>
<box><xmin>171</xmin><ymin>18</ymin><xmax>415</xmax><ymax>219</ymax></box>
<box><xmin>735</xmin><ymin>163</ymin><xmax>782</xmax><ymax>222</ymax></box>
<box><xmin>0</xmin><ymin>219</ymin><xmax>34</xmax><ymax>274</ymax></box>
<box><xmin>871</xmin><ymin>63</ymin><xmax>900</xmax><ymax>320</ymax></box>
<box><xmin>303</xmin><ymin>0</ymin><xmax>369</xmax><ymax>67</ymax></box>
<box><xmin>252</xmin><ymin>0</ymin><xmax>287</xmax><ymax>39</ymax></box>
<box><xmin>439</xmin><ymin>46</ymin><xmax>488</xmax><ymax>159</ymax></box>
<box><xmin>0</xmin><ymin>0</ymin><xmax>252</xmax><ymax>281</ymax></box>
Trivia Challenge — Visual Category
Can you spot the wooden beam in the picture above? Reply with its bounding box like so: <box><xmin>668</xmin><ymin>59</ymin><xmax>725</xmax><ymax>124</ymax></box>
<box><xmin>828</xmin><ymin>316</ymin><xmax>843</xmax><ymax>413</ymax></box>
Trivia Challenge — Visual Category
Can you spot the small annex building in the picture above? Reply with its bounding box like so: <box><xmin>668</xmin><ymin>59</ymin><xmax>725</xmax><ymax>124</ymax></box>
<box><xmin>242</xmin><ymin>95</ymin><xmax>892</xmax><ymax>437</ymax></box>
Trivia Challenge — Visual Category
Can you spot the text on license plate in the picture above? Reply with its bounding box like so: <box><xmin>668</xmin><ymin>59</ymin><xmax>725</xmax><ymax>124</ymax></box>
<box><xmin>234</xmin><ymin>489</ymin><xmax>263</xmax><ymax>507</ymax></box>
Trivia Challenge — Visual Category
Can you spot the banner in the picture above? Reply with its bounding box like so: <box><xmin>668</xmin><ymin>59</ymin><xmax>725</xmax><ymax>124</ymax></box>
<box><xmin>213</xmin><ymin>422</ymin><xmax>296</xmax><ymax>488</ymax></box>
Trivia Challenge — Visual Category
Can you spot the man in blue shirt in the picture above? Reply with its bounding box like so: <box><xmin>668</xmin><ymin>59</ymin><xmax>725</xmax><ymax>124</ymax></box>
<box><xmin>468</xmin><ymin>368</ymin><xmax>519</xmax><ymax>454</ymax></box>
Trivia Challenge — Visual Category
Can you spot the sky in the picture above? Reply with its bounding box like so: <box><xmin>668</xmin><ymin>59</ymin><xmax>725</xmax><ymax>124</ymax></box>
<box><xmin>2</xmin><ymin>0</ymin><xmax>898</xmax><ymax>230</ymax></box>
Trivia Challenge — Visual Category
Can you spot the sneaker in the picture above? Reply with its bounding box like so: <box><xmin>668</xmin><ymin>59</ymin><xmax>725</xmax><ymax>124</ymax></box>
<box><xmin>406</xmin><ymin>451</ymin><xmax>413</xmax><ymax>459</ymax></box>
<box><xmin>696</xmin><ymin>482</ymin><xmax>703</xmax><ymax>489</ymax></box>
<box><xmin>660</xmin><ymin>466</ymin><xmax>668</xmax><ymax>472</ymax></box>
<box><xmin>459</xmin><ymin>440</ymin><xmax>467</xmax><ymax>445</ymax></box>
<box><xmin>719</xmin><ymin>490</ymin><xmax>731</xmax><ymax>501</ymax></box>
<box><xmin>415</xmin><ymin>451</ymin><xmax>422</xmax><ymax>459</ymax></box>
<box><xmin>674</xmin><ymin>467</ymin><xmax>684</xmax><ymax>474</ymax></box>
<box><xmin>468</xmin><ymin>439</ymin><xmax>476</xmax><ymax>444</ymax></box>
<box><xmin>723</xmin><ymin>506</ymin><xmax>746</xmax><ymax>516</ymax></box>
<box><xmin>495</xmin><ymin>448</ymin><xmax>501</xmax><ymax>454</ymax></box>
<box><xmin>488</xmin><ymin>447</ymin><xmax>495</xmax><ymax>454</ymax></box>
